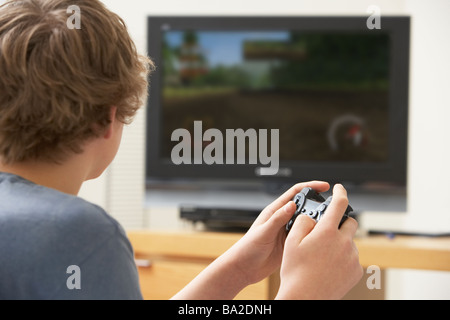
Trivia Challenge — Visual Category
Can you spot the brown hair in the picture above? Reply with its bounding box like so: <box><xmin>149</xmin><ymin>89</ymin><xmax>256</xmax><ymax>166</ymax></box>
<box><xmin>0</xmin><ymin>0</ymin><xmax>153</xmax><ymax>163</ymax></box>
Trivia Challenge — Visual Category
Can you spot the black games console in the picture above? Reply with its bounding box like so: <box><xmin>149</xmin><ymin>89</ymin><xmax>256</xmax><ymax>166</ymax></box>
<box><xmin>180</xmin><ymin>205</ymin><xmax>261</xmax><ymax>230</ymax></box>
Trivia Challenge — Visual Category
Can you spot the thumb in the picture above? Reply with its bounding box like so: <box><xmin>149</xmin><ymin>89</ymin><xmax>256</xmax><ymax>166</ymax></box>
<box><xmin>286</xmin><ymin>214</ymin><xmax>316</xmax><ymax>247</ymax></box>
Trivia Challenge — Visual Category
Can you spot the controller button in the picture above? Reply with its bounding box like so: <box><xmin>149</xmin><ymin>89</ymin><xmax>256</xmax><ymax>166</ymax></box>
<box><xmin>309</xmin><ymin>211</ymin><xmax>318</xmax><ymax>219</ymax></box>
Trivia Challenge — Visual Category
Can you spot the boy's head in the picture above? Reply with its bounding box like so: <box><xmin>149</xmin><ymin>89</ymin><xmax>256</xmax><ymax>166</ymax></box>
<box><xmin>0</xmin><ymin>0</ymin><xmax>152</xmax><ymax>165</ymax></box>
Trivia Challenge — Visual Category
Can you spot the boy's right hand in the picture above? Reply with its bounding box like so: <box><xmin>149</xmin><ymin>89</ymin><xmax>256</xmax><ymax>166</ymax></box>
<box><xmin>276</xmin><ymin>184</ymin><xmax>363</xmax><ymax>300</ymax></box>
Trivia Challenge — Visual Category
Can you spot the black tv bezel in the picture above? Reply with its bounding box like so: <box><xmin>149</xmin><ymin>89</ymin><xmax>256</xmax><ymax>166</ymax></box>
<box><xmin>146</xmin><ymin>16</ymin><xmax>410</xmax><ymax>187</ymax></box>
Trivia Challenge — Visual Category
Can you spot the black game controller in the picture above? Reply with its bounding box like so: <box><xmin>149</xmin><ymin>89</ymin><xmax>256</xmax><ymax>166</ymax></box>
<box><xmin>285</xmin><ymin>187</ymin><xmax>353</xmax><ymax>232</ymax></box>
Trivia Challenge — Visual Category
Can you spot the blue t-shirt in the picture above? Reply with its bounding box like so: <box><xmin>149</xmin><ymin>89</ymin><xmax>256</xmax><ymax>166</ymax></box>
<box><xmin>0</xmin><ymin>172</ymin><xmax>143</xmax><ymax>299</ymax></box>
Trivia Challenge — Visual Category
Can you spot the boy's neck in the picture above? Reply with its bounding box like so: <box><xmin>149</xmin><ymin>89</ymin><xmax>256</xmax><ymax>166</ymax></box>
<box><xmin>0</xmin><ymin>155</ymin><xmax>91</xmax><ymax>196</ymax></box>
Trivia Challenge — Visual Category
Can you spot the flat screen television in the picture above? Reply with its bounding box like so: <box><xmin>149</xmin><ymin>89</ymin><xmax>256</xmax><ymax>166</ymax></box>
<box><xmin>146</xmin><ymin>16</ymin><xmax>410</xmax><ymax>189</ymax></box>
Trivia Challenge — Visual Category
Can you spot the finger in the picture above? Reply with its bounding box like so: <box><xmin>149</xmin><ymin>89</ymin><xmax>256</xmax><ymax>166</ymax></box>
<box><xmin>339</xmin><ymin>216</ymin><xmax>359</xmax><ymax>237</ymax></box>
<box><xmin>258</xmin><ymin>201</ymin><xmax>296</xmax><ymax>237</ymax></box>
<box><xmin>258</xmin><ymin>181</ymin><xmax>330</xmax><ymax>224</ymax></box>
<box><xmin>318</xmin><ymin>184</ymin><xmax>349</xmax><ymax>229</ymax></box>
<box><xmin>285</xmin><ymin>214</ymin><xmax>316</xmax><ymax>247</ymax></box>
<box><xmin>267</xmin><ymin>201</ymin><xmax>296</xmax><ymax>230</ymax></box>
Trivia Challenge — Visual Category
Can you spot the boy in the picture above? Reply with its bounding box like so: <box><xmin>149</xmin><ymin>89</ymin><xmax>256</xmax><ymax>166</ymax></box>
<box><xmin>0</xmin><ymin>0</ymin><xmax>362</xmax><ymax>299</ymax></box>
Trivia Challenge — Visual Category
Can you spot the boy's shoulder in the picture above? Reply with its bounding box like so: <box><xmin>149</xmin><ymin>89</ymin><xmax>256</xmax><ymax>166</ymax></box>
<box><xmin>0</xmin><ymin>171</ymin><xmax>117</xmax><ymax>230</ymax></box>
<box><xmin>0</xmin><ymin>172</ymin><xmax>141</xmax><ymax>300</ymax></box>
<box><xmin>0</xmin><ymin>172</ymin><xmax>126</xmax><ymax>255</ymax></box>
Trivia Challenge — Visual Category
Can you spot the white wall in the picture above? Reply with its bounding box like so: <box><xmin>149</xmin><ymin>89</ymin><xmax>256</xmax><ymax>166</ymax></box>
<box><xmin>78</xmin><ymin>0</ymin><xmax>450</xmax><ymax>299</ymax></box>
<box><xmin>404</xmin><ymin>0</ymin><xmax>450</xmax><ymax>232</ymax></box>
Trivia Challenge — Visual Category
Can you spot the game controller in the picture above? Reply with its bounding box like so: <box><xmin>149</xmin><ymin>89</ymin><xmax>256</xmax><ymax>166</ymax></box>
<box><xmin>285</xmin><ymin>187</ymin><xmax>353</xmax><ymax>232</ymax></box>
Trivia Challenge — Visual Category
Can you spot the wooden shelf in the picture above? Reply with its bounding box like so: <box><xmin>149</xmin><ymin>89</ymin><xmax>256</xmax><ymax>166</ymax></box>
<box><xmin>355</xmin><ymin>235</ymin><xmax>450</xmax><ymax>271</ymax></box>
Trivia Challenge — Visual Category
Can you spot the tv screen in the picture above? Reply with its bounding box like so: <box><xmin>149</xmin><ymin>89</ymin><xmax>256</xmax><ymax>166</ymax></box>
<box><xmin>146</xmin><ymin>17</ymin><xmax>409</xmax><ymax>187</ymax></box>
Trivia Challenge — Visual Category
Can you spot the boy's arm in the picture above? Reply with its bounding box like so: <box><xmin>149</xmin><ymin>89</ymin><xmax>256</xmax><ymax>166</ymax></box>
<box><xmin>170</xmin><ymin>246</ymin><xmax>249</xmax><ymax>300</ymax></box>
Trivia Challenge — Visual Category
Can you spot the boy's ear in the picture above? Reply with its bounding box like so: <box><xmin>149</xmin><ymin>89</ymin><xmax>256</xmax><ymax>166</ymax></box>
<box><xmin>103</xmin><ymin>107</ymin><xmax>118</xmax><ymax>139</ymax></box>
